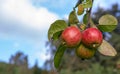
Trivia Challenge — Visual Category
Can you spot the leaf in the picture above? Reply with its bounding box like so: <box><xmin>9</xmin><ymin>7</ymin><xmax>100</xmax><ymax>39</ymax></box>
<box><xmin>48</xmin><ymin>20</ymin><xmax>68</xmax><ymax>40</ymax></box>
<box><xmin>98</xmin><ymin>40</ymin><xmax>117</xmax><ymax>56</ymax></box>
<box><xmin>52</xmin><ymin>31</ymin><xmax>62</xmax><ymax>41</ymax></box>
<box><xmin>77</xmin><ymin>4</ymin><xmax>84</xmax><ymax>15</ymax></box>
<box><xmin>98</xmin><ymin>14</ymin><xmax>118</xmax><ymax>32</ymax></box>
<box><xmin>83</xmin><ymin>13</ymin><xmax>89</xmax><ymax>24</ymax></box>
<box><xmin>54</xmin><ymin>44</ymin><xmax>66</xmax><ymax>68</ymax></box>
<box><xmin>98</xmin><ymin>26</ymin><xmax>117</xmax><ymax>32</ymax></box>
<box><xmin>68</xmin><ymin>11</ymin><xmax>79</xmax><ymax>24</ymax></box>
<box><xmin>82</xmin><ymin>0</ymin><xmax>92</xmax><ymax>8</ymax></box>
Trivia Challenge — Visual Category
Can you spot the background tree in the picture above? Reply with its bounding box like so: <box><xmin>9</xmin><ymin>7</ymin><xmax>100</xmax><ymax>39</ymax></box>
<box><xmin>9</xmin><ymin>51</ymin><xmax>28</xmax><ymax>67</ymax></box>
<box><xmin>32</xmin><ymin>60</ymin><xmax>42</xmax><ymax>74</ymax></box>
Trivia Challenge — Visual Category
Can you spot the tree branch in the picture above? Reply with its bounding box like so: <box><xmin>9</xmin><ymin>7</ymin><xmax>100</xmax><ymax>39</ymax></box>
<box><xmin>87</xmin><ymin>0</ymin><xmax>94</xmax><ymax>27</ymax></box>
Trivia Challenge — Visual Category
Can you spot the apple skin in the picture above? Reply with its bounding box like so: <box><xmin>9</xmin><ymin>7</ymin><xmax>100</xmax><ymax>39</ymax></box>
<box><xmin>61</xmin><ymin>26</ymin><xmax>82</xmax><ymax>47</ymax></box>
<box><xmin>82</xmin><ymin>28</ymin><xmax>103</xmax><ymax>48</ymax></box>
<box><xmin>76</xmin><ymin>44</ymin><xmax>96</xmax><ymax>59</ymax></box>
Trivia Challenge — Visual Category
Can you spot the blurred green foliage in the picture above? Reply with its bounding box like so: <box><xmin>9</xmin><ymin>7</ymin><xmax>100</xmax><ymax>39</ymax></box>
<box><xmin>60</xmin><ymin>63</ymin><xmax>120</xmax><ymax>74</ymax></box>
<box><xmin>0</xmin><ymin>52</ymin><xmax>42</xmax><ymax>74</ymax></box>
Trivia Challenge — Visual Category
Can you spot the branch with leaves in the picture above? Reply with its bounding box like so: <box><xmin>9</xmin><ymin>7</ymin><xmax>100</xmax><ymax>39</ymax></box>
<box><xmin>47</xmin><ymin>0</ymin><xmax>118</xmax><ymax>70</ymax></box>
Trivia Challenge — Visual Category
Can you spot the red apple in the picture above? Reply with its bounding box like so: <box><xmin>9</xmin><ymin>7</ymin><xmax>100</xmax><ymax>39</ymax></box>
<box><xmin>82</xmin><ymin>28</ymin><xmax>103</xmax><ymax>48</ymax></box>
<box><xmin>61</xmin><ymin>26</ymin><xmax>82</xmax><ymax>47</ymax></box>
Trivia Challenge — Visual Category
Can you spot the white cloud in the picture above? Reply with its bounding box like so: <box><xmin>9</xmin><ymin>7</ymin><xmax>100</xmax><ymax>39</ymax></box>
<box><xmin>39</xmin><ymin>53</ymin><xmax>50</xmax><ymax>61</ymax></box>
<box><xmin>35</xmin><ymin>48</ymin><xmax>50</xmax><ymax>61</ymax></box>
<box><xmin>0</xmin><ymin>0</ymin><xmax>59</xmax><ymax>38</ymax></box>
<box><xmin>0</xmin><ymin>0</ymin><xmax>59</xmax><ymax>67</ymax></box>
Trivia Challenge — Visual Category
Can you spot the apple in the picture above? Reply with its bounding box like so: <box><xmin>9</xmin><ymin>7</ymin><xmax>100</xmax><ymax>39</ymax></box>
<box><xmin>61</xmin><ymin>26</ymin><xmax>82</xmax><ymax>47</ymax></box>
<box><xmin>82</xmin><ymin>28</ymin><xmax>103</xmax><ymax>48</ymax></box>
<box><xmin>76</xmin><ymin>44</ymin><xmax>96</xmax><ymax>59</ymax></box>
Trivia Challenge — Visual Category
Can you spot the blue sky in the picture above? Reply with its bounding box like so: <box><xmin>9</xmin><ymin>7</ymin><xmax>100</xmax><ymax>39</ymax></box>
<box><xmin>0</xmin><ymin>0</ymin><xmax>120</xmax><ymax>68</ymax></box>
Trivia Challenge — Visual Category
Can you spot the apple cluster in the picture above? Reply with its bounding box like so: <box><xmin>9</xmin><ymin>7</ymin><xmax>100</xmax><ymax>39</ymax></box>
<box><xmin>61</xmin><ymin>25</ymin><xmax>103</xmax><ymax>59</ymax></box>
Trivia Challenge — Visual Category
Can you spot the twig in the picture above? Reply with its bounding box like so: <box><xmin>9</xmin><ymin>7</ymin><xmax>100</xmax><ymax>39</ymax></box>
<box><xmin>87</xmin><ymin>0</ymin><xmax>94</xmax><ymax>27</ymax></box>
<box><xmin>74</xmin><ymin>0</ymin><xmax>82</xmax><ymax>9</ymax></box>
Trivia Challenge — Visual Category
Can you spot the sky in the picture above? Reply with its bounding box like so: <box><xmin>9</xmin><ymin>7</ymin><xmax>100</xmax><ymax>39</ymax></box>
<box><xmin>0</xmin><ymin>0</ymin><xmax>120</xmax><ymax>68</ymax></box>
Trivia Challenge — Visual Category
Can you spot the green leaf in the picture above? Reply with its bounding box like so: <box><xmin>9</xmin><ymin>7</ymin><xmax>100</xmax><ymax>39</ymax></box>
<box><xmin>52</xmin><ymin>31</ymin><xmax>62</xmax><ymax>41</ymax></box>
<box><xmin>82</xmin><ymin>0</ymin><xmax>92</xmax><ymax>8</ymax></box>
<box><xmin>98</xmin><ymin>26</ymin><xmax>117</xmax><ymax>32</ymax></box>
<box><xmin>98</xmin><ymin>14</ymin><xmax>118</xmax><ymax>32</ymax></box>
<box><xmin>48</xmin><ymin>20</ymin><xmax>68</xmax><ymax>40</ymax></box>
<box><xmin>98</xmin><ymin>40</ymin><xmax>117</xmax><ymax>56</ymax></box>
<box><xmin>54</xmin><ymin>44</ymin><xmax>66</xmax><ymax>68</ymax></box>
<box><xmin>83</xmin><ymin>13</ymin><xmax>89</xmax><ymax>24</ymax></box>
<box><xmin>68</xmin><ymin>11</ymin><xmax>79</xmax><ymax>24</ymax></box>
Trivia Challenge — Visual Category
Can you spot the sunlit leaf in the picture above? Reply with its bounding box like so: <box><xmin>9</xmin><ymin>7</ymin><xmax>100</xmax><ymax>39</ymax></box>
<box><xmin>54</xmin><ymin>44</ymin><xmax>66</xmax><ymax>68</ymax></box>
<box><xmin>98</xmin><ymin>14</ymin><xmax>118</xmax><ymax>32</ymax></box>
<box><xmin>77</xmin><ymin>4</ymin><xmax>84</xmax><ymax>15</ymax></box>
<box><xmin>48</xmin><ymin>20</ymin><xmax>68</xmax><ymax>40</ymax></box>
<box><xmin>98</xmin><ymin>40</ymin><xmax>117</xmax><ymax>56</ymax></box>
